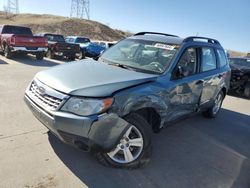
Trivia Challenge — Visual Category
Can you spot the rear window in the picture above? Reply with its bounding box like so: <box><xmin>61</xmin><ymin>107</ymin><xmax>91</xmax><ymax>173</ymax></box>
<box><xmin>75</xmin><ymin>37</ymin><xmax>90</xmax><ymax>43</ymax></box>
<box><xmin>45</xmin><ymin>34</ymin><xmax>65</xmax><ymax>42</ymax></box>
<box><xmin>2</xmin><ymin>26</ymin><xmax>32</xmax><ymax>35</ymax></box>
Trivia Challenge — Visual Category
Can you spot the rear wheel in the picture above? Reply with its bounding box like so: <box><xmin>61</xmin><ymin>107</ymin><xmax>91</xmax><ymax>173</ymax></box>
<box><xmin>203</xmin><ymin>90</ymin><xmax>224</xmax><ymax>118</ymax></box>
<box><xmin>78</xmin><ymin>50</ymin><xmax>85</xmax><ymax>59</ymax></box>
<box><xmin>4</xmin><ymin>45</ymin><xmax>12</xmax><ymax>59</ymax></box>
<box><xmin>69</xmin><ymin>56</ymin><xmax>75</xmax><ymax>61</ymax></box>
<box><xmin>36</xmin><ymin>52</ymin><xmax>44</xmax><ymax>60</ymax></box>
<box><xmin>244</xmin><ymin>82</ymin><xmax>250</xmax><ymax>98</ymax></box>
<box><xmin>95</xmin><ymin>113</ymin><xmax>152</xmax><ymax>169</ymax></box>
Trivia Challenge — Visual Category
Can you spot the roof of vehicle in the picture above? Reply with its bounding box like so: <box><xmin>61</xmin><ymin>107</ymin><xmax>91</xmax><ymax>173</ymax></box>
<box><xmin>129</xmin><ymin>32</ymin><xmax>221</xmax><ymax>47</ymax></box>
<box><xmin>66</xmin><ymin>36</ymin><xmax>90</xmax><ymax>39</ymax></box>
<box><xmin>229</xmin><ymin>57</ymin><xmax>250</xmax><ymax>60</ymax></box>
<box><xmin>129</xmin><ymin>34</ymin><xmax>184</xmax><ymax>45</ymax></box>
<box><xmin>38</xmin><ymin>33</ymin><xmax>64</xmax><ymax>37</ymax></box>
<box><xmin>0</xmin><ymin>24</ymin><xmax>31</xmax><ymax>29</ymax></box>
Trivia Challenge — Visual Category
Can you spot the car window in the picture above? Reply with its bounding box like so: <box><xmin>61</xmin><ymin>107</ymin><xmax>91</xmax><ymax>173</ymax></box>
<box><xmin>176</xmin><ymin>47</ymin><xmax>197</xmax><ymax>77</ymax></box>
<box><xmin>201</xmin><ymin>47</ymin><xmax>216</xmax><ymax>72</ymax></box>
<box><xmin>45</xmin><ymin>34</ymin><xmax>65</xmax><ymax>42</ymax></box>
<box><xmin>2</xmin><ymin>26</ymin><xmax>32</xmax><ymax>35</ymax></box>
<box><xmin>229</xmin><ymin>58</ymin><xmax>250</xmax><ymax>68</ymax></box>
<box><xmin>75</xmin><ymin>37</ymin><xmax>90</xmax><ymax>43</ymax></box>
<box><xmin>101</xmin><ymin>39</ymin><xmax>179</xmax><ymax>74</ymax></box>
<box><xmin>216</xmin><ymin>49</ymin><xmax>227</xmax><ymax>67</ymax></box>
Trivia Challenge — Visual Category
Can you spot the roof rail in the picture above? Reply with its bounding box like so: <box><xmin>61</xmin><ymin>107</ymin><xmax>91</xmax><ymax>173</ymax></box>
<box><xmin>133</xmin><ymin>32</ymin><xmax>179</xmax><ymax>38</ymax></box>
<box><xmin>183</xmin><ymin>36</ymin><xmax>221</xmax><ymax>45</ymax></box>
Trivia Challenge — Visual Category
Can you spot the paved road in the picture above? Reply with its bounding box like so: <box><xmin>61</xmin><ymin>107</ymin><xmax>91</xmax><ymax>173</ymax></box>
<box><xmin>0</xmin><ymin>55</ymin><xmax>250</xmax><ymax>188</ymax></box>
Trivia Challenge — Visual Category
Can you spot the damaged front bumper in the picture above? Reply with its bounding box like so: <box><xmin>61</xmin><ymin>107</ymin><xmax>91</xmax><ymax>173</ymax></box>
<box><xmin>24</xmin><ymin>95</ymin><xmax>129</xmax><ymax>152</ymax></box>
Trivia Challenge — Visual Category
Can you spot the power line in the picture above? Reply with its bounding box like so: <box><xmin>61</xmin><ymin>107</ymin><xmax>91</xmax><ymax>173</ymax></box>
<box><xmin>7</xmin><ymin>0</ymin><xmax>19</xmax><ymax>14</ymax></box>
<box><xmin>70</xmin><ymin>0</ymin><xmax>90</xmax><ymax>20</ymax></box>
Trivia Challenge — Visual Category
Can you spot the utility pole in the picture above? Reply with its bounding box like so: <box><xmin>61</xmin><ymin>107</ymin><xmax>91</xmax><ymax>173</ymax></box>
<box><xmin>70</xmin><ymin>0</ymin><xmax>90</xmax><ymax>20</ymax></box>
<box><xmin>7</xmin><ymin>0</ymin><xmax>19</xmax><ymax>14</ymax></box>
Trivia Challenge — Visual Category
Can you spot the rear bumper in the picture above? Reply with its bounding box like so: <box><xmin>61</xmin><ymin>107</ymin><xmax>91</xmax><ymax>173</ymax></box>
<box><xmin>54</xmin><ymin>51</ymin><xmax>76</xmax><ymax>57</ymax></box>
<box><xmin>11</xmin><ymin>46</ymin><xmax>48</xmax><ymax>52</ymax></box>
<box><xmin>24</xmin><ymin>95</ymin><xmax>129</xmax><ymax>152</ymax></box>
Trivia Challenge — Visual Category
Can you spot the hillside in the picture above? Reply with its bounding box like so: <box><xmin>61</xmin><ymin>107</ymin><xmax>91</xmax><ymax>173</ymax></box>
<box><xmin>226</xmin><ymin>50</ymin><xmax>247</xmax><ymax>58</ymax></box>
<box><xmin>0</xmin><ymin>12</ymin><xmax>131</xmax><ymax>41</ymax></box>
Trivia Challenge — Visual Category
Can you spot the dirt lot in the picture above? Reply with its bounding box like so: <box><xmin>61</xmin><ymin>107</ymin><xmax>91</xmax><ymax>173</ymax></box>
<box><xmin>0</xmin><ymin>55</ymin><xmax>250</xmax><ymax>188</ymax></box>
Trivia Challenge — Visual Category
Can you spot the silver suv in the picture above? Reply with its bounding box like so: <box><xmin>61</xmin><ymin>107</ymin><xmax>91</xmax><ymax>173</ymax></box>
<box><xmin>24</xmin><ymin>32</ymin><xmax>231</xmax><ymax>169</ymax></box>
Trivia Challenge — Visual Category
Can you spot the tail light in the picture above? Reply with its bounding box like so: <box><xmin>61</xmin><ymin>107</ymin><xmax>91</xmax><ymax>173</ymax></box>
<box><xmin>10</xmin><ymin>36</ymin><xmax>15</xmax><ymax>45</ymax></box>
<box><xmin>44</xmin><ymin>38</ymin><xmax>48</xmax><ymax>47</ymax></box>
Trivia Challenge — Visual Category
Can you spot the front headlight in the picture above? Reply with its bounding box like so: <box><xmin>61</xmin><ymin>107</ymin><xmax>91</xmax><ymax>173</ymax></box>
<box><xmin>61</xmin><ymin>97</ymin><xmax>113</xmax><ymax>116</ymax></box>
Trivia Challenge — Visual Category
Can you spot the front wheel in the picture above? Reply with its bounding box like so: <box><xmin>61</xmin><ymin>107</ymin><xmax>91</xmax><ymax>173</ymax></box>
<box><xmin>46</xmin><ymin>50</ymin><xmax>55</xmax><ymax>59</ymax></box>
<box><xmin>244</xmin><ymin>82</ymin><xmax>250</xmax><ymax>98</ymax></box>
<box><xmin>78</xmin><ymin>50</ymin><xmax>85</xmax><ymax>59</ymax></box>
<box><xmin>95</xmin><ymin>113</ymin><xmax>152</xmax><ymax>169</ymax></box>
<box><xmin>203</xmin><ymin>90</ymin><xmax>224</xmax><ymax>118</ymax></box>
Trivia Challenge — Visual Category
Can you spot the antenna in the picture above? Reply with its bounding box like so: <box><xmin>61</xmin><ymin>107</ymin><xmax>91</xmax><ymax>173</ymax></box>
<box><xmin>70</xmin><ymin>0</ymin><xmax>90</xmax><ymax>20</ymax></box>
<box><xmin>7</xmin><ymin>0</ymin><xmax>19</xmax><ymax>14</ymax></box>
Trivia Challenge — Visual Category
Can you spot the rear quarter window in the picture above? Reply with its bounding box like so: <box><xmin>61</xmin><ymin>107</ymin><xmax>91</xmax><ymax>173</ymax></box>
<box><xmin>216</xmin><ymin>49</ymin><xmax>228</xmax><ymax>67</ymax></box>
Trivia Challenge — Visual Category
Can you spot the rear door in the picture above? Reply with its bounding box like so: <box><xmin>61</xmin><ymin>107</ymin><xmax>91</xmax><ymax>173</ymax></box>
<box><xmin>167</xmin><ymin>47</ymin><xmax>203</xmax><ymax>121</ymax></box>
<box><xmin>199</xmin><ymin>47</ymin><xmax>221</xmax><ymax>107</ymax></box>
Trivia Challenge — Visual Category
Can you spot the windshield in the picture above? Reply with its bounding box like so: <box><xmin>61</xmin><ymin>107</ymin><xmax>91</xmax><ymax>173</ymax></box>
<box><xmin>76</xmin><ymin>37</ymin><xmax>90</xmax><ymax>43</ymax></box>
<box><xmin>229</xmin><ymin>58</ymin><xmax>250</xmax><ymax>68</ymax></box>
<box><xmin>100</xmin><ymin>39</ymin><xmax>179</xmax><ymax>74</ymax></box>
<box><xmin>2</xmin><ymin>26</ymin><xmax>32</xmax><ymax>35</ymax></box>
<box><xmin>45</xmin><ymin>34</ymin><xmax>65</xmax><ymax>42</ymax></box>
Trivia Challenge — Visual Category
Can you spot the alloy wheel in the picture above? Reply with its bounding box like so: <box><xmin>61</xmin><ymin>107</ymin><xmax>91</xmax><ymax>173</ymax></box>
<box><xmin>107</xmin><ymin>125</ymin><xmax>144</xmax><ymax>164</ymax></box>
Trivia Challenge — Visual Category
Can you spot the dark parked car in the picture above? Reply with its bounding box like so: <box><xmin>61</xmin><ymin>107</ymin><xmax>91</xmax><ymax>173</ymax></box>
<box><xmin>229</xmin><ymin>57</ymin><xmax>250</xmax><ymax>97</ymax></box>
<box><xmin>39</xmin><ymin>33</ymin><xmax>80</xmax><ymax>60</ymax></box>
<box><xmin>65</xmin><ymin>36</ymin><xmax>90</xmax><ymax>59</ymax></box>
<box><xmin>24</xmin><ymin>32</ymin><xmax>231</xmax><ymax>169</ymax></box>
<box><xmin>65</xmin><ymin>36</ymin><xmax>105</xmax><ymax>59</ymax></box>
<box><xmin>0</xmin><ymin>25</ymin><xmax>47</xmax><ymax>60</ymax></box>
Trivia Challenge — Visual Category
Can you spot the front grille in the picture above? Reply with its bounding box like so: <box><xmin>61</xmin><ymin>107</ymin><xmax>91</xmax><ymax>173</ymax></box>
<box><xmin>29</xmin><ymin>82</ymin><xmax>63</xmax><ymax>110</ymax></box>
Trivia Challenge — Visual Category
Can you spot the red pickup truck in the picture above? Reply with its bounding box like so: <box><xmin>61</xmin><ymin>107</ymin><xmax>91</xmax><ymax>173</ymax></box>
<box><xmin>0</xmin><ymin>25</ymin><xmax>48</xmax><ymax>60</ymax></box>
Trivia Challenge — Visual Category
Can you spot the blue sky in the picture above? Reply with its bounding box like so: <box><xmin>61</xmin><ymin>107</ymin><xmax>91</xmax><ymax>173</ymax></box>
<box><xmin>0</xmin><ymin>0</ymin><xmax>249</xmax><ymax>52</ymax></box>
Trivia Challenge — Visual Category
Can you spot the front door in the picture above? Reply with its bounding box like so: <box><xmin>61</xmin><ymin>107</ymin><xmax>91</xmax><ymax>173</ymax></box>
<box><xmin>166</xmin><ymin>47</ymin><xmax>203</xmax><ymax>122</ymax></box>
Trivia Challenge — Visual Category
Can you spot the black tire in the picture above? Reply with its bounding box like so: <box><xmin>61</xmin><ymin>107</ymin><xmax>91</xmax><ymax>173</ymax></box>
<box><xmin>95</xmin><ymin>113</ymin><xmax>152</xmax><ymax>169</ymax></box>
<box><xmin>46</xmin><ymin>50</ymin><xmax>54</xmax><ymax>59</ymax></box>
<box><xmin>203</xmin><ymin>90</ymin><xmax>224</xmax><ymax>118</ymax></box>
<box><xmin>68</xmin><ymin>56</ymin><xmax>76</xmax><ymax>61</ymax></box>
<box><xmin>78</xmin><ymin>50</ymin><xmax>85</xmax><ymax>59</ymax></box>
<box><xmin>4</xmin><ymin>45</ymin><xmax>12</xmax><ymax>59</ymax></box>
<box><xmin>36</xmin><ymin>52</ymin><xmax>44</xmax><ymax>60</ymax></box>
<box><xmin>244</xmin><ymin>82</ymin><xmax>250</xmax><ymax>98</ymax></box>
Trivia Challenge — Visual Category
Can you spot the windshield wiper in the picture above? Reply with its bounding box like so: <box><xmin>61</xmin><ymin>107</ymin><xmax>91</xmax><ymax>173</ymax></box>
<box><xmin>108</xmin><ymin>63</ymin><xmax>132</xmax><ymax>70</ymax></box>
<box><xmin>100</xmin><ymin>58</ymin><xmax>159</xmax><ymax>74</ymax></box>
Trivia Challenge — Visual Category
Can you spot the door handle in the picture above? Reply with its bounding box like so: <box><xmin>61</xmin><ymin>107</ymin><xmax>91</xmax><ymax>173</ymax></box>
<box><xmin>195</xmin><ymin>80</ymin><xmax>204</xmax><ymax>85</ymax></box>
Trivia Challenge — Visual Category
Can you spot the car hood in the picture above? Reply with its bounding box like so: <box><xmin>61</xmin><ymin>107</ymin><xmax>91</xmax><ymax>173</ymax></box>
<box><xmin>35</xmin><ymin>60</ymin><xmax>157</xmax><ymax>97</ymax></box>
<box><xmin>230</xmin><ymin>64</ymin><xmax>250</xmax><ymax>73</ymax></box>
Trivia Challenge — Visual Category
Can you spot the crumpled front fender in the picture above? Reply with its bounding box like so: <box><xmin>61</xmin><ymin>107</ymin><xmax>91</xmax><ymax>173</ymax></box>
<box><xmin>117</xmin><ymin>95</ymin><xmax>168</xmax><ymax>128</ymax></box>
<box><xmin>88</xmin><ymin>113</ymin><xmax>130</xmax><ymax>152</ymax></box>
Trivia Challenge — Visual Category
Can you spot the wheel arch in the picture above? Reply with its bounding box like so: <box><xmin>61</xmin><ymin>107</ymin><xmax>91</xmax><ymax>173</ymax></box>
<box><xmin>119</xmin><ymin>95</ymin><xmax>168</xmax><ymax>132</ymax></box>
